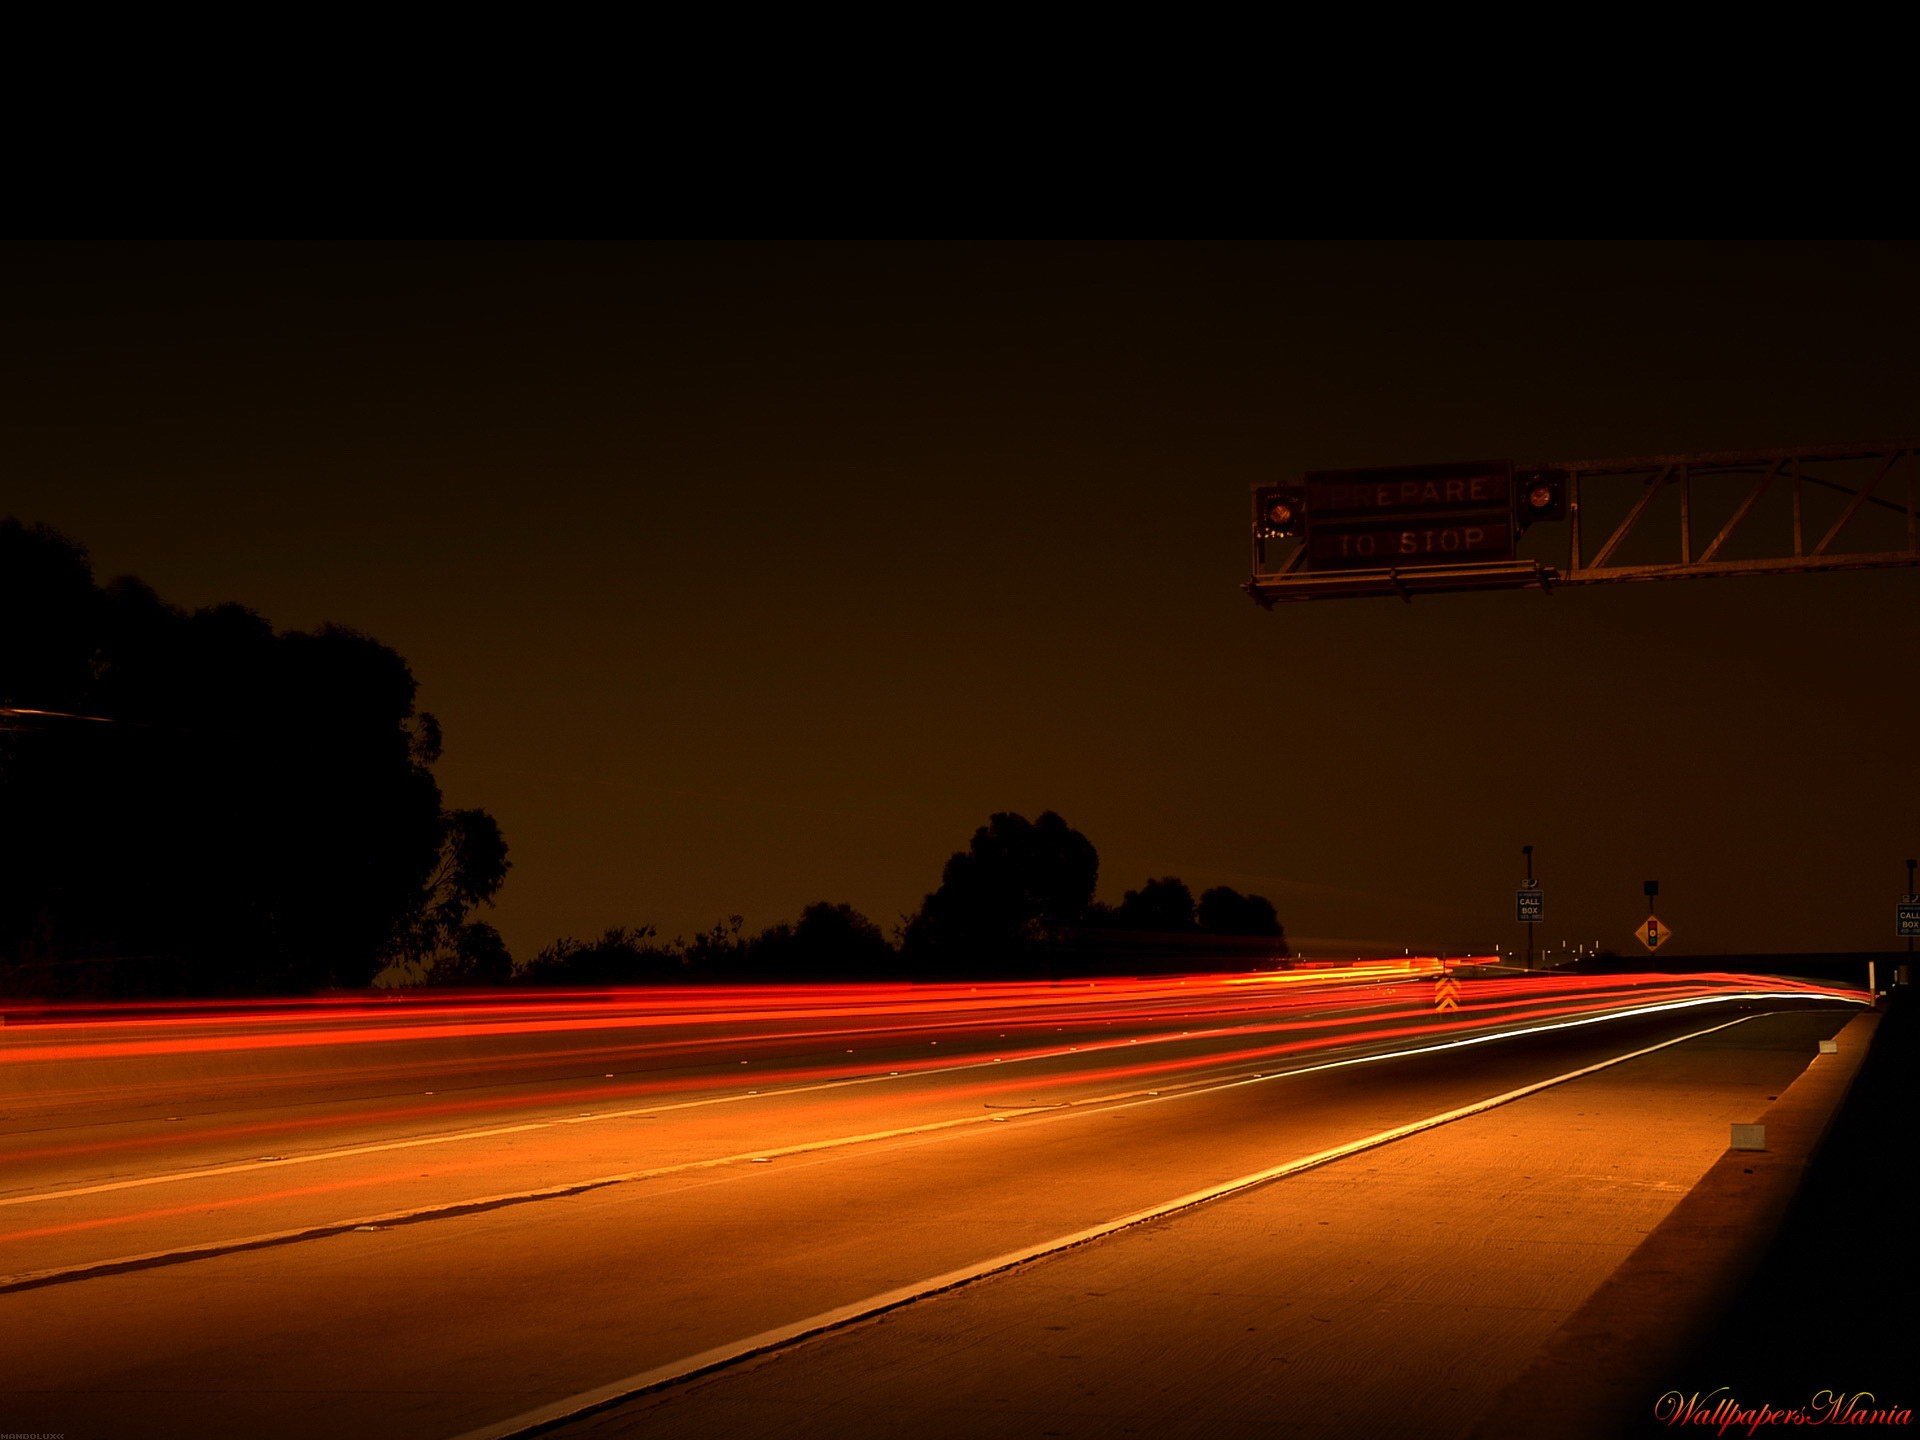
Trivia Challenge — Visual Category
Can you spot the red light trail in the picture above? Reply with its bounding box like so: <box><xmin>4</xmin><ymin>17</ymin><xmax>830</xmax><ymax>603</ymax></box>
<box><xmin>2</xmin><ymin>965</ymin><xmax>1862</xmax><ymax>1178</ymax></box>
<box><xmin>0</xmin><ymin>958</ymin><xmax>1871</xmax><ymax>1440</ymax></box>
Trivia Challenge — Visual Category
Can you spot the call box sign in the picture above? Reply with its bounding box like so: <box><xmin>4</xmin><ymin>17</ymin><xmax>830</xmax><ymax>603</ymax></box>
<box><xmin>1301</xmin><ymin>460</ymin><xmax>1518</xmax><ymax>572</ymax></box>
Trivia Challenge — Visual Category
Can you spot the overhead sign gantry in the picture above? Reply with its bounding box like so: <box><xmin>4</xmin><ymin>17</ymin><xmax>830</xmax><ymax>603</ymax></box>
<box><xmin>1247</xmin><ymin>442</ymin><xmax>1920</xmax><ymax>604</ymax></box>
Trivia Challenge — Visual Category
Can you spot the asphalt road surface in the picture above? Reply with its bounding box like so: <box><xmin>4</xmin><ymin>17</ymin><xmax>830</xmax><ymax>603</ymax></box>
<box><xmin>0</xmin><ymin>967</ymin><xmax>1864</xmax><ymax>1440</ymax></box>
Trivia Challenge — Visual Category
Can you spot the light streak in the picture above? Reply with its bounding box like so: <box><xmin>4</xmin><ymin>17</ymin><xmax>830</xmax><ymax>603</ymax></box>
<box><xmin>0</xmin><ymin>969</ymin><xmax>1862</xmax><ymax>1206</ymax></box>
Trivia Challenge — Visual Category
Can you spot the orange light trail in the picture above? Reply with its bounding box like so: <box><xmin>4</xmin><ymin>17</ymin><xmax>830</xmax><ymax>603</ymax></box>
<box><xmin>0</xmin><ymin>968</ymin><xmax>1863</xmax><ymax>1177</ymax></box>
<box><xmin>0</xmin><ymin>969</ymin><xmax>1867</xmax><ymax>1259</ymax></box>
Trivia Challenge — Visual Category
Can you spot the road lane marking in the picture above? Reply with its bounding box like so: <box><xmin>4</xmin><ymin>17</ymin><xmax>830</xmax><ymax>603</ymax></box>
<box><xmin>0</xmin><ymin>987</ymin><xmax>1838</xmax><ymax>1210</ymax></box>
<box><xmin>0</xmin><ymin>1002</ymin><xmax>1436</xmax><ymax>1200</ymax></box>
<box><xmin>447</xmin><ymin>1013</ymin><xmax>1767</xmax><ymax>1440</ymax></box>
<box><xmin>0</xmin><ymin>994</ymin><xmax>1848</xmax><ymax>1294</ymax></box>
<box><xmin>0</xmin><ymin>1044</ymin><xmax>1142</xmax><ymax>1205</ymax></box>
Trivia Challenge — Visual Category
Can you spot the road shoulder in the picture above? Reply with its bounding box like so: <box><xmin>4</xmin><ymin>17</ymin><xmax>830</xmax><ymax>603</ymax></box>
<box><xmin>1471</xmin><ymin>1007</ymin><xmax>1881</xmax><ymax>1440</ymax></box>
<box><xmin>561</xmin><ymin>1008</ymin><xmax>1853</xmax><ymax>1440</ymax></box>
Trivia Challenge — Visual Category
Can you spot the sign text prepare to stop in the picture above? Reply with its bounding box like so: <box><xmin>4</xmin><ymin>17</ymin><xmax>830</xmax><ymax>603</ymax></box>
<box><xmin>1305</xmin><ymin>461</ymin><xmax>1513</xmax><ymax>519</ymax></box>
<box><xmin>1300</xmin><ymin>460</ymin><xmax>1518</xmax><ymax>572</ymax></box>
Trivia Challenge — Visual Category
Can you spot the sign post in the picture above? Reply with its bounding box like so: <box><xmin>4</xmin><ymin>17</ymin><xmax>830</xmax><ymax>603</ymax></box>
<box><xmin>1636</xmin><ymin>879</ymin><xmax>1669</xmax><ymax>953</ymax></box>
<box><xmin>1516</xmin><ymin>844</ymin><xmax>1541</xmax><ymax>968</ymax></box>
<box><xmin>1896</xmin><ymin>859</ymin><xmax>1919</xmax><ymax>994</ymax></box>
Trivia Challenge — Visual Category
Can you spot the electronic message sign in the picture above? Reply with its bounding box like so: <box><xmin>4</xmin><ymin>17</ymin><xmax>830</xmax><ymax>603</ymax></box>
<box><xmin>1299</xmin><ymin>460</ymin><xmax>1516</xmax><ymax>572</ymax></box>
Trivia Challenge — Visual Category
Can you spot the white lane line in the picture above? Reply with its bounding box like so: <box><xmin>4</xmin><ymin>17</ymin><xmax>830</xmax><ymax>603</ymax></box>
<box><xmin>0</xmin><ymin>1031</ymin><xmax>1192</xmax><ymax>1206</ymax></box>
<box><xmin>0</xmin><ymin>987</ymin><xmax>1844</xmax><ymax>1209</ymax></box>
<box><xmin>0</xmin><ymin>1053</ymin><xmax>1355</xmax><ymax>1292</ymax></box>
<box><xmin>0</xmin><ymin>993</ymin><xmax>1477</xmax><ymax>1199</ymax></box>
<box><xmin>0</xmin><ymin>994</ymin><xmax>1847</xmax><ymax>1299</ymax></box>
<box><xmin>0</xmin><ymin>1007</ymin><xmax>1497</xmax><ymax>1202</ymax></box>
<box><xmin>448</xmin><ymin>1014</ymin><xmax>1766</xmax><ymax>1440</ymax></box>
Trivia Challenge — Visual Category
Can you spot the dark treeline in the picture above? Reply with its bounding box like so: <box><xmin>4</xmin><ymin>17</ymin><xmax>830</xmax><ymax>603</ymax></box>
<box><xmin>518</xmin><ymin>813</ymin><xmax>1287</xmax><ymax>989</ymax></box>
<box><xmin>2</xmin><ymin>521</ymin><xmax>1286</xmax><ymax>996</ymax></box>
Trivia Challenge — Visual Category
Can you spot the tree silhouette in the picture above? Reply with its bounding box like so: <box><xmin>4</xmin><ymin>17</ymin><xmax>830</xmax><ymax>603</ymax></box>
<box><xmin>1197</xmin><ymin>886</ymin><xmax>1288</xmax><ymax>950</ymax></box>
<box><xmin>425</xmin><ymin>922</ymin><xmax>515</xmax><ymax>987</ymax></box>
<box><xmin>1112</xmin><ymin>877</ymin><xmax>1198</xmax><ymax>933</ymax></box>
<box><xmin>746</xmin><ymin>902</ymin><xmax>894</xmax><ymax>980</ymax></box>
<box><xmin>405</xmin><ymin>809</ymin><xmax>512</xmax><ymax>981</ymax></box>
<box><xmin>520</xmin><ymin>926</ymin><xmax>683</xmax><ymax>986</ymax></box>
<box><xmin>0</xmin><ymin>518</ymin><xmax>508</xmax><ymax>996</ymax></box>
<box><xmin>901</xmin><ymin>810</ymin><xmax>1099</xmax><ymax>975</ymax></box>
<box><xmin>517</xmin><ymin>825</ymin><xmax>1291</xmax><ymax>988</ymax></box>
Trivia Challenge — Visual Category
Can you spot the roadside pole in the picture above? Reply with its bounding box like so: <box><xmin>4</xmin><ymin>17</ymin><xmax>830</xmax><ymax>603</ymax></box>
<box><xmin>1524</xmin><ymin>845</ymin><xmax>1534</xmax><ymax>970</ymax></box>
<box><xmin>1515</xmin><ymin>846</ymin><xmax>1543</xmax><ymax>970</ymax></box>
<box><xmin>1908</xmin><ymin>857</ymin><xmax>1916</xmax><ymax>970</ymax></box>
<box><xmin>1896</xmin><ymin>857</ymin><xmax>1918</xmax><ymax>991</ymax></box>
<box><xmin>1634</xmin><ymin>880</ymin><xmax>1670</xmax><ymax>957</ymax></box>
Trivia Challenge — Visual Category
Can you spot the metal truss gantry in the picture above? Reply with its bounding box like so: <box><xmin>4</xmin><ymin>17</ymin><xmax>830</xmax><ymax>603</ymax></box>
<box><xmin>1246</xmin><ymin>442</ymin><xmax>1920</xmax><ymax>605</ymax></box>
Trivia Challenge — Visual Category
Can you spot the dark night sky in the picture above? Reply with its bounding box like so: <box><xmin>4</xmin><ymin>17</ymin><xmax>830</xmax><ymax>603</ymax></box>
<box><xmin>4</xmin><ymin>241</ymin><xmax>1916</xmax><ymax>959</ymax></box>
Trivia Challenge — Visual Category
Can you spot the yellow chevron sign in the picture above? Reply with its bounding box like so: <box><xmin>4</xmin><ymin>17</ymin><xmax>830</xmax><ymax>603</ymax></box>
<box><xmin>1434</xmin><ymin>972</ymin><xmax>1462</xmax><ymax>1012</ymax></box>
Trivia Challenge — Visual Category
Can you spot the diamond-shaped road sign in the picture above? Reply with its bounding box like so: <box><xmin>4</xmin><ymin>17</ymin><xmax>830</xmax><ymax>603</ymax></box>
<box><xmin>1636</xmin><ymin>915</ymin><xmax>1672</xmax><ymax>952</ymax></box>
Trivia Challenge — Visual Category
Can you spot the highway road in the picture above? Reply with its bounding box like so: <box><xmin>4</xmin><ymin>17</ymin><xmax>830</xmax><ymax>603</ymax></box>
<box><xmin>0</xmin><ymin>965</ymin><xmax>1867</xmax><ymax>1440</ymax></box>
